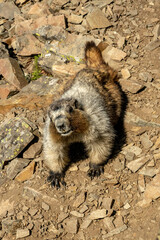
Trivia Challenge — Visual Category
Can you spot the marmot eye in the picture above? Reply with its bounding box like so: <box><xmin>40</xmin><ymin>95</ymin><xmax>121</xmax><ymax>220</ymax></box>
<box><xmin>52</xmin><ymin>105</ymin><xmax>60</xmax><ymax>111</ymax></box>
<box><xmin>68</xmin><ymin>106</ymin><xmax>73</xmax><ymax>113</ymax></box>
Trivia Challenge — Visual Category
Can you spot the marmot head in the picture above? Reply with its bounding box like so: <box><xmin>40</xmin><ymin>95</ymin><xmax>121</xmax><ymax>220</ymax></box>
<box><xmin>48</xmin><ymin>98</ymin><xmax>83</xmax><ymax>136</ymax></box>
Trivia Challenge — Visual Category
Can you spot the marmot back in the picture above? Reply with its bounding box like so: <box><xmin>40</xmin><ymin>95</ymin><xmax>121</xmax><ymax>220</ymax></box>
<box><xmin>43</xmin><ymin>41</ymin><xmax>123</xmax><ymax>188</ymax></box>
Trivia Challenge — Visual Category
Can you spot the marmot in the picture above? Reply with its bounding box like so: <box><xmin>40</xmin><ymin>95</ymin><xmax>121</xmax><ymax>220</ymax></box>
<box><xmin>43</xmin><ymin>41</ymin><xmax>123</xmax><ymax>188</ymax></box>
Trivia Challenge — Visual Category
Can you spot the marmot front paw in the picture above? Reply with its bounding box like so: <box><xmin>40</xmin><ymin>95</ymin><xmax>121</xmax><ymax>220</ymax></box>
<box><xmin>87</xmin><ymin>163</ymin><xmax>104</xmax><ymax>180</ymax></box>
<box><xmin>47</xmin><ymin>171</ymin><xmax>66</xmax><ymax>189</ymax></box>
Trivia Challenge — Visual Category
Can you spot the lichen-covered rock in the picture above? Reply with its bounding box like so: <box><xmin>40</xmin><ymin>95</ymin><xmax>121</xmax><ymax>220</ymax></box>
<box><xmin>0</xmin><ymin>117</ymin><xmax>37</xmax><ymax>167</ymax></box>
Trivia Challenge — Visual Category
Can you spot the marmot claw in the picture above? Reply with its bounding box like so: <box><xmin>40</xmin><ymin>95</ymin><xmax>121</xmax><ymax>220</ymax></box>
<box><xmin>88</xmin><ymin>164</ymin><xmax>104</xmax><ymax>180</ymax></box>
<box><xmin>47</xmin><ymin>172</ymin><xmax>66</xmax><ymax>189</ymax></box>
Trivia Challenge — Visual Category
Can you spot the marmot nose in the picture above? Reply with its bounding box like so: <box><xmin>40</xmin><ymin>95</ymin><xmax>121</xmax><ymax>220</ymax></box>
<box><xmin>57</xmin><ymin>122</ymin><xmax>66</xmax><ymax>131</ymax></box>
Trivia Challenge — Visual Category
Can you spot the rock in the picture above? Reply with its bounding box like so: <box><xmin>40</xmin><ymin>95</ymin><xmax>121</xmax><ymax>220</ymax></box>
<box><xmin>86</xmin><ymin>7</ymin><xmax>112</xmax><ymax>29</ymax></box>
<box><xmin>103</xmin><ymin>217</ymin><xmax>115</xmax><ymax>232</ymax></box>
<box><xmin>121</xmin><ymin>68</ymin><xmax>130</xmax><ymax>79</ymax></box>
<box><xmin>80</xmin><ymin>219</ymin><xmax>92</xmax><ymax>229</ymax></box>
<box><xmin>102</xmin><ymin>224</ymin><xmax>127</xmax><ymax>238</ymax></box>
<box><xmin>127</xmin><ymin>155</ymin><xmax>150</xmax><ymax>173</ymax></box>
<box><xmin>28</xmin><ymin>208</ymin><xmax>38</xmax><ymax>217</ymax></box>
<box><xmin>117</xmin><ymin>36</ymin><xmax>125</xmax><ymax>49</ymax></box>
<box><xmin>138</xmin><ymin>167</ymin><xmax>159</xmax><ymax>177</ymax></box>
<box><xmin>0</xmin><ymin>198</ymin><xmax>14</xmax><ymax>217</ymax></box>
<box><xmin>113</xmin><ymin>216</ymin><xmax>124</xmax><ymax>228</ymax></box>
<box><xmin>119</xmin><ymin>79</ymin><xmax>144</xmax><ymax>94</ymax></box>
<box><xmin>15</xmin><ymin>14</ymin><xmax>66</xmax><ymax>36</ymax></box>
<box><xmin>68</xmin><ymin>14</ymin><xmax>83</xmax><ymax>24</ymax></box>
<box><xmin>2</xmin><ymin>219</ymin><xmax>21</xmax><ymax>234</ymax></box>
<box><xmin>70</xmin><ymin>211</ymin><xmax>84</xmax><ymax>218</ymax></box>
<box><xmin>52</xmin><ymin>63</ymin><xmax>85</xmax><ymax>76</ymax></box>
<box><xmin>102</xmin><ymin>197</ymin><xmax>113</xmax><ymax>209</ymax></box>
<box><xmin>123</xmin><ymin>203</ymin><xmax>131</xmax><ymax>209</ymax></box>
<box><xmin>113</xmin><ymin>158</ymin><xmax>125</xmax><ymax>171</ymax></box>
<box><xmin>152</xmin><ymin>24</ymin><xmax>160</xmax><ymax>41</ymax></box>
<box><xmin>28</xmin><ymin>2</ymin><xmax>50</xmax><ymax>16</ymax></box>
<box><xmin>137</xmin><ymin>173</ymin><xmax>160</xmax><ymax>207</ymax></box>
<box><xmin>103</xmin><ymin>47</ymin><xmax>126</xmax><ymax>61</ymax></box>
<box><xmin>0</xmin><ymin>2</ymin><xmax>20</xmax><ymax>19</ymax></box>
<box><xmin>88</xmin><ymin>209</ymin><xmax>107</xmax><ymax>220</ymax></box>
<box><xmin>0</xmin><ymin>76</ymin><xmax>61</xmax><ymax>115</ymax></box>
<box><xmin>23</xmin><ymin>141</ymin><xmax>42</xmax><ymax>159</ymax></box>
<box><xmin>139</xmin><ymin>72</ymin><xmax>153</xmax><ymax>82</ymax></box>
<box><xmin>69</xmin><ymin>165</ymin><xmax>78</xmax><ymax>171</ymax></box>
<box><xmin>15</xmin><ymin>34</ymin><xmax>44</xmax><ymax>56</ymax></box>
<box><xmin>125</xmin><ymin>112</ymin><xmax>160</xmax><ymax>128</ymax></box>
<box><xmin>145</xmin><ymin>39</ymin><xmax>160</xmax><ymax>51</ymax></box>
<box><xmin>73</xmin><ymin>192</ymin><xmax>86</xmax><ymax>208</ymax></box>
<box><xmin>0</xmin><ymin>84</ymin><xmax>17</xmax><ymax>100</ymax></box>
<box><xmin>0</xmin><ymin>117</ymin><xmax>36</xmax><ymax>167</ymax></box>
<box><xmin>140</xmin><ymin>133</ymin><xmax>153</xmax><ymax>149</ymax></box>
<box><xmin>79</xmin><ymin>205</ymin><xmax>88</xmax><ymax>213</ymax></box>
<box><xmin>138</xmin><ymin>174</ymin><xmax>146</xmax><ymax>193</ymax></box>
<box><xmin>16</xmin><ymin>228</ymin><xmax>30</xmax><ymax>239</ymax></box>
<box><xmin>152</xmin><ymin>136</ymin><xmax>160</xmax><ymax>150</ymax></box>
<box><xmin>50</xmin><ymin>33</ymin><xmax>99</xmax><ymax>63</ymax></box>
<box><xmin>65</xmin><ymin>218</ymin><xmax>79</xmax><ymax>234</ymax></box>
<box><xmin>122</xmin><ymin>144</ymin><xmax>142</xmax><ymax>156</ymax></box>
<box><xmin>24</xmin><ymin>186</ymin><xmax>58</xmax><ymax>204</ymax></box>
<box><xmin>0</xmin><ymin>57</ymin><xmax>27</xmax><ymax>90</ymax></box>
<box><xmin>33</xmin><ymin>25</ymin><xmax>67</xmax><ymax>42</ymax></box>
<box><xmin>15</xmin><ymin>161</ymin><xmax>36</xmax><ymax>182</ymax></box>
<box><xmin>154</xmin><ymin>152</ymin><xmax>160</xmax><ymax>161</ymax></box>
<box><xmin>6</xmin><ymin>158</ymin><xmax>31</xmax><ymax>180</ymax></box>
<box><xmin>58</xmin><ymin>212</ymin><xmax>69</xmax><ymax>223</ymax></box>
<box><xmin>42</xmin><ymin>202</ymin><xmax>50</xmax><ymax>211</ymax></box>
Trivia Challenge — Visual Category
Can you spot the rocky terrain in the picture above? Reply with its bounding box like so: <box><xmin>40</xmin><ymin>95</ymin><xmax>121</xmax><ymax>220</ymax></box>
<box><xmin>0</xmin><ymin>0</ymin><xmax>160</xmax><ymax>239</ymax></box>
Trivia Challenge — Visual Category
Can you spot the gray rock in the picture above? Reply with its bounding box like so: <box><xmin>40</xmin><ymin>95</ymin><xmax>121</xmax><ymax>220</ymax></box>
<box><xmin>86</xmin><ymin>7</ymin><xmax>112</xmax><ymax>29</ymax></box>
<box><xmin>0</xmin><ymin>117</ymin><xmax>36</xmax><ymax>167</ymax></box>
<box><xmin>127</xmin><ymin>155</ymin><xmax>150</xmax><ymax>173</ymax></box>
<box><xmin>6</xmin><ymin>158</ymin><xmax>31</xmax><ymax>180</ymax></box>
<box><xmin>2</xmin><ymin>219</ymin><xmax>21</xmax><ymax>234</ymax></box>
<box><xmin>0</xmin><ymin>2</ymin><xmax>20</xmax><ymax>19</ymax></box>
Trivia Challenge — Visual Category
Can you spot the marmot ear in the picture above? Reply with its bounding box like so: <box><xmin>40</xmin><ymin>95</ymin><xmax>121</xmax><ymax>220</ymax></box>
<box><xmin>74</xmin><ymin>99</ymin><xmax>83</xmax><ymax>110</ymax></box>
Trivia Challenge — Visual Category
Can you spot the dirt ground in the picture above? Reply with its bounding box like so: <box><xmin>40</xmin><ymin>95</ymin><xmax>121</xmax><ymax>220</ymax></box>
<box><xmin>0</xmin><ymin>0</ymin><xmax>160</xmax><ymax>239</ymax></box>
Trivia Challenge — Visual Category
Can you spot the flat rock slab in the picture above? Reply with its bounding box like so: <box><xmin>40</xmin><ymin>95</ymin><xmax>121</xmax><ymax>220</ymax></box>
<box><xmin>6</xmin><ymin>158</ymin><xmax>31</xmax><ymax>180</ymax></box>
<box><xmin>86</xmin><ymin>7</ymin><xmax>112</xmax><ymax>29</ymax></box>
<box><xmin>0</xmin><ymin>2</ymin><xmax>20</xmax><ymax>19</ymax></box>
<box><xmin>127</xmin><ymin>155</ymin><xmax>150</xmax><ymax>173</ymax></box>
<box><xmin>0</xmin><ymin>76</ymin><xmax>63</xmax><ymax>115</ymax></box>
<box><xmin>0</xmin><ymin>117</ymin><xmax>36</xmax><ymax>167</ymax></box>
<box><xmin>0</xmin><ymin>57</ymin><xmax>27</xmax><ymax>90</ymax></box>
<box><xmin>88</xmin><ymin>209</ymin><xmax>107</xmax><ymax>220</ymax></box>
<box><xmin>138</xmin><ymin>173</ymin><xmax>160</xmax><ymax>207</ymax></box>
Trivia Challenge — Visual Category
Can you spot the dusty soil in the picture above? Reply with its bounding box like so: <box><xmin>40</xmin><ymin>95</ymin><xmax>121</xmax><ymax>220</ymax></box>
<box><xmin>0</xmin><ymin>0</ymin><xmax>160</xmax><ymax>240</ymax></box>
